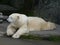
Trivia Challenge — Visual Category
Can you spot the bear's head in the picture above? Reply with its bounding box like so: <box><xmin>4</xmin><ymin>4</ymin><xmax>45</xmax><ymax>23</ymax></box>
<box><xmin>7</xmin><ymin>13</ymin><xmax>20</xmax><ymax>23</ymax></box>
<box><xmin>7</xmin><ymin>13</ymin><xmax>28</xmax><ymax>24</ymax></box>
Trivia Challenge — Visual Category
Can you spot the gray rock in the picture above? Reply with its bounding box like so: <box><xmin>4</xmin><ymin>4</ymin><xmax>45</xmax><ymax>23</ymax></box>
<box><xmin>0</xmin><ymin>5</ymin><xmax>18</xmax><ymax>15</ymax></box>
<box><xmin>9</xmin><ymin>0</ymin><xmax>24</xmax><ymax>9</ymax></box>
<box><xmin>34</xmin><ymin>0</ymin><xmax>60</xmax><ymax>24</ymax></box>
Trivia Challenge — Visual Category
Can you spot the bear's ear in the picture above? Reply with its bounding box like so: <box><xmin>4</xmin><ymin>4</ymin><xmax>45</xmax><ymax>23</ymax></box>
<box><xmin>17</xmin><ymin>16</ymin><xmax>19</xmax><ymax>19</ymax></box>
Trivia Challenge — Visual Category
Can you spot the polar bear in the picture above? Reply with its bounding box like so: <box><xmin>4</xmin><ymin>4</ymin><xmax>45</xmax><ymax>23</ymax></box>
<box><xmin>6</xmin><ymin>13</ymin><xmax>56</xmax><ymax>38</ymax></box>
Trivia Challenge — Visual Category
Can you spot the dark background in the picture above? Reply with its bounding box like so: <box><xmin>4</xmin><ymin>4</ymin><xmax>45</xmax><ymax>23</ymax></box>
<box><xmin>0</xmin><ymin>0</ymin><xmax>60</xmax><ymax>24</ymax></box>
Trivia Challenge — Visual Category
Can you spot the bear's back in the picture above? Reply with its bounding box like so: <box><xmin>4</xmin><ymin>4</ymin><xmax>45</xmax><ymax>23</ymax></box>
<box><xmin>27</xmin><ymin>17</ymin><xmax>46</xmax><ymax>31</ymax></box>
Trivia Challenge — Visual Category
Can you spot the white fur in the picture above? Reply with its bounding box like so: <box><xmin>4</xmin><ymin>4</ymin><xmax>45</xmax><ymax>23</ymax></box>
<box><xmin>6</xmin><ymin>13</ymin><xmax>56</xmax><ymax>38</ymax></box>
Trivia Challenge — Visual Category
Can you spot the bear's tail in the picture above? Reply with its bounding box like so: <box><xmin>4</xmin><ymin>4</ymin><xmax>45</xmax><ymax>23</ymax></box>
<box><xmin>46</xmin><ymin>22</ymin><xmax>56</xmax><ymax>30</ymax></box>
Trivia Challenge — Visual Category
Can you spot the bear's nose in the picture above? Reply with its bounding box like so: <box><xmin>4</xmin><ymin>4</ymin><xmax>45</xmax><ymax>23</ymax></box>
<box><xmin>7</xmin><ymin>18</ymin><xmax>10</xmax><ymax>23</ymax></box>
<box><xmin>7</xmin><ymin>19</ymin><xmax>8</xmax><ymax>21</ymax></box>
<box><xmin>7</xmin><ymin>18</ymin><xmax>9</xmax><ymax>21</ymax></box>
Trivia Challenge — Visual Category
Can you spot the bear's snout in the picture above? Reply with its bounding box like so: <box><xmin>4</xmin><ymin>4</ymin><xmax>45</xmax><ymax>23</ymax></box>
<box><xmin>7</xmin><ymin>18</ymin><xmax>12</xmax><ymax>23</ymax></box>
<box><xmin>7</xmin><ymin>18</ymin><xmax>8</xmax><ymax>21</ymax></box>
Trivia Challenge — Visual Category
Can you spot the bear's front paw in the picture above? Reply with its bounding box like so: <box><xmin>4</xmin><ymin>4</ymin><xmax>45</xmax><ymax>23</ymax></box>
<box><xmin>12</xmin><ymin>34</ymin><xmax>20</xmax><ymax>39</ymax></box>
<box><xmin>7</xmin><ymin>30</ymin><xmax>14</xmax><ymax>36</ymax></box>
